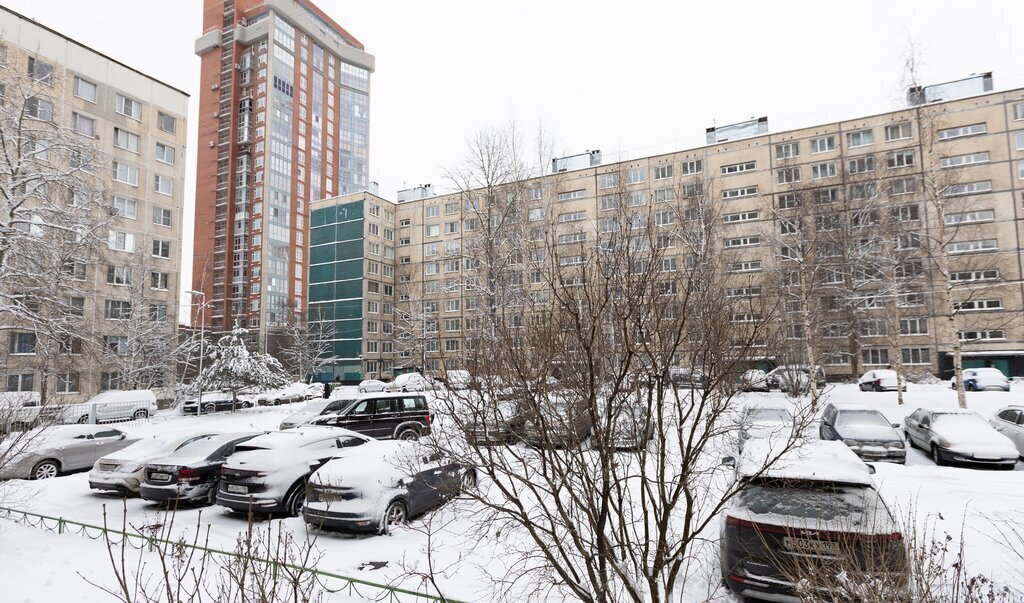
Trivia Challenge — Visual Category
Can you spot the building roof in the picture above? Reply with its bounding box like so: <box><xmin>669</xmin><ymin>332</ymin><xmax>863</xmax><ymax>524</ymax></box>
<box><xmin>0</xmin><ymin>4</ymin><xmax>189</xmax><ymax>97</ymax></box>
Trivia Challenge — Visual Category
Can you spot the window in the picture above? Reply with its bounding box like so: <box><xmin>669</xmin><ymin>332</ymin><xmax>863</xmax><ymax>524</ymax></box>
<box><xmin>1017</xmin><ymin>133</ymin><xmax>1024</xmax><ymax>151</ymax></box>
<box><xmin>653</xmin><ymin>165</ymin><xmax>674</xmax><ymax>180</ymax></box>
<box><xmin>775</xmin><ymin>142</ymin><xmax>799</xmax><ymax>159</ymax></box>
<box><xmin>776</xmin><ymin>167</ymin><xmax>801</xmax><ymax>184</ymax></box>
<box><xmin>425</xmin><ymin>206</ymin><xmax>439</xmax><ymax>218</ymax></box>
<box><xmin>627</xmin><ymin>191</ymin><xmax>646</xmax><ymax>206</ymax></box>
<box><xmin>680</xmin><ymin>160</ymin><xmax>702</xmax><ymax>175</ymax></box>
<box><xmin>56</xmin><ymin>373</ymin><xmax>80</xmax><ymax>394</ymax></box>
<box><xmin>848</xmin><ymin>156</ymin><xmax>875</xmax><ymax>173</ymax></box>
<box><xmin>847</xmin><ymin>130</ymin><xmax>874</xmax><ymax>147</ymax></box>
<box><xmin>558</xmin><ymin>232</ymin><xmax>587</xmax><ymax>244</ymax></box>
<box><xmin>889</xmin><ymin>177</ymin><xmax>918</xmax><ymax>196</ymax></box>
<box><xmin>940</xmin><ymin>152</ymin><xmax>989</xmax><ymax>169</ymax></box>
<box><xmin>811</xmin><ymin>162</ymin><xmax>836</xmax><ymax>180</ymax></box>
<box><xmin>598</xmin><ymin>173</ymin><xmax>619</xmax><ymax>189</ymax></box>
<box><xmin>655</xmin><ymin>209</ymin><xmax>676</xmax><ymax>225</ymax></box>
<box><xmin>115</xmin><ymin>94</ymin><xmax>142</xmax><ymax>119</ymax></box>
<box><xmin>653</xmin><ymin>188</ymin><xmax>675</xmax><ymax>203</ymax></box>
<box><xmin>1015</xmin><ymin>103</ymin><xmax>1024</xmax><ymax>121</ymax></box>
<box><xmin>107</xmin><ymin>231</ymin><xmax>135</xmax><ymax>252</ymax></box>
<box><xmin>959</xmin><ymin>330</ymin><xmax>1006</xmax><ymax>342</ymax></box>
<box><xmin>104</xmin><ymin>300</ymin><xmax>132</xmax><ymax>320</ymax></box>
<box><xmin>949</xmin><ymin>239</ymin><xmax>997</xmax><ymax>254</ymax></box>
<box><xmin>154</xmin><ymin>175</ymin><xmax>173</xmax><ymax>195</ymax></box>
<box><xmin>73</xmin><ymin>76</ymin><xmax>97</xmax><ymax>102</ymax></box>
<box><xmin>6</xmin><ymin>373</ymin><xmax>34</xmax><ymax>391</ymax></box>
<box><xmin>900</xmin><ymin>317</ymin><xmax>928</xmax><ymax>335</ymax></box>
<box><xmin>951</xmin><ymin>269</ymin><xmax>999</xmax><ymax>282</ymax></box>
<box><xmin>444</xmin><ymin>319</ymin><xmax>460</xmax><ymax>332</ymax></box>
<box><xmin>107</xmin><ymin>265</ymin><xmax>132</xmax><ymax>285</ymax></box>
<box><xmin>9</xmin><ymin>332</ymin><xmax>37</xmax><ymax>355</ymax></box>
<box><xmin>902</xmin><ymin>348</ymin><xmax>931</xmax><ymax>365</ymax></box>
<box><xmin>945</xmin><ymin>210</ymin><xmax>994</xmax><ymax>225</ymax></box>
<box><xmin>944</xmin><ymin>181</ymin><xmax>994</xmax><ymax>197</ymax></box>
<box><xmin>72</xmin><ymin>112</ymin><xmax>96</xmax><ymax>136</ymax></box>
<box><xmin>885</xmin><ymin>122</ymin><xmax>912</xmax><ymax>141</ymax></box>
<box><xmin>937</xmin><ymin>123</ymin><xmax>986</xmax><ymax>140</ymax></box>
<box><xmin>887</xmin><ymin>150</ymin><xmax>915</xmax><ymax>168</ymax></box>
<box><xmin>954</xmin><ymin>299</ymin><xmax>1003</xmax><ymax>311</ymax></box>
<box><xmin>152</xmin><ymin>239</ymin><xmax>171</xmax><ymax>258</ymax></box>
<box><xmin>557</xmin><ymin>189</ymin><xmax>587</xmax><ymax>202</ymax></box>
<box><xmin>528</xmin><ymin>186</ymin><xmax>544</xmax><ymax>200</ymax></box>
<box><xmin>114</xmin><ymin>128</ymin><xmax>140</xmax><ymax>153</ymax></box>
<box><xmin>810</xmin><ymin>136</ymin><xmax>835</xmax><ymax>153</ymax></box>
<box><xmin>112</xmin><ymin>196</ymin><xmax>137</xmax><ymax>219</ymax></box>
<box><xmin>99</xmin><ymin>372</ymin><xmax>121</xmax><ymax>391</ymax></box>
<box><xmin>721</xmin><ymin>161</ymin><xmax>756</xmax><ymax>175</ymax></box>
<box><xmin>728</xmin><ymin>261</ymin><xmax>762</xmax><ymax>273</ymax></box>
<box><xmin>850</xmin><ymin>182</ymin><xmax>877</xmax><ymax>200</ymax></box>
<box><xmin>779</xmin><ymin>218</ymin><xmax>799</xmax><ymax>235</ymax></box>
<box><xmin>862</xmin><ymin>348</ymin><xmax>889</xmax><ymax>366</ymax></box>
<box><xmin>623</xmin><ymin>168</ymin><xmax>645</xmax><ymax>184</ymax></box>
<box><xmin>724</xmin><ymin>236</ymin><xmax>760</xmax><ymax>248</ymax></box>
<box><xmin>104</xmin><ymin>335</ymin><xmax>129</xmax><ymax>355</ymax></box>
<box><xmin>112</xmin><ymin>161</ymin><xmax>139</xmax><ymax>186</ymax></box>
<box><xmin>815</xmin><ymin>214</ymin><xmax>840</xmax><ymax>232</ymax></box>
<box><xmin>723</xmin><ymin>210</ymin><xmax>759</xmax><ymax>223</ymax></box>
<box><xmin>598</xmin><ymin>196</ymin><xmax>618</xmax><ymax>211</ymax></box>
<box><xmin>26</xmin><ymin>96</ymin><xmax>53</xmax><ymax>121</ymax></box>
<box><xmin>151</xmin><ymin>271</ymin><xmax>169</xmax><ymax>289</ymax></box>
<box><xmin>721</xmin><ymin>186</ymin><xmax>758</xmax><ymax>199</ymax></box>
<box><xmin>424</xmin><ymin>243</ymin><xmax>439</xmax><ymax>256</ymax></box>
<box><xmin>558</xmin><ymin>211</ymin><xmax>586</xmax><ymax>223</ymax></box>
<box><xmin>892</xmin><ymin>204</ymin><xmax>920</xmax><ymax>222</ymax></box>
<box><xmin>425</xmin><ymin>224</ymin><xmax>440</xmax><ymax>237</ymax></box>
<box><xmin>148</xmin><ymin>304</ymin><xmax>168</xmax><ymax>322</ymax></box>
<box><xmin>155</xmin><ymin>142</ymin><xmax>175</xmax><ymax>164</ymax></box>
<box><xmin>157</xmin><ymin>112</ymin><xmax>176</xmax><ymax>133</ymax></box>
<box><xmin>27</xmin><ymin>57</ymin><xmax>53</xmax><ymax>84</ymax></box>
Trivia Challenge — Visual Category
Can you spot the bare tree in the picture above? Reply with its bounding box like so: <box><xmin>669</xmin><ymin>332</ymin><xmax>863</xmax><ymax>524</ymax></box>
<box><xmin>271</xmin><ymin>301</ymin><xmax>335</xmax><ymax>382</ymax></box>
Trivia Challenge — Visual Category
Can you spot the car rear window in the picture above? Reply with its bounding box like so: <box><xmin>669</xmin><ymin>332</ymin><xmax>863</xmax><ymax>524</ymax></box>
<box><xmin>738</xmin><ymin>479</ymin><xmax>889</xmax><ymax>528</ymax></box>
<box><xmin>168</xmin><ymin>435</ymin><xmax>235</xmax><ymax>459</ymax></box>
<box><xmin>402</xmin><ymin>397</ymin><xmax>426</xmax><ymax>411</ymax></box>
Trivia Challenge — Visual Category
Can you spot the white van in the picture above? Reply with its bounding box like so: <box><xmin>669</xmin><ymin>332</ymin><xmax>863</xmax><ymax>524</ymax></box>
<box><xmin>42</xmin><ymin>390</ymin><xmax>159</xmax><ymax>424</ymax></box>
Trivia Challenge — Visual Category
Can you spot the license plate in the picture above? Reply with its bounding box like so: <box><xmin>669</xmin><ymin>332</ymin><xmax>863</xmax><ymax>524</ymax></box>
<box><xmin>226</xmin><ymin>484</ymin><xmax>248</xmax><ymax>494</ymax></box>
<box><xmin>975</xmin><ymin>454</ymin><xmax>1001</xmax><ymax>460</ymax></box>
<box><xmin>783</xmin><ymin>537</ymin><xmax>840</xmax><ymax>556</ymax></box>
<box><xmin>150</xmin><ymin>472</ymin><xmax>171</xmax><ymax>482</ymax></box>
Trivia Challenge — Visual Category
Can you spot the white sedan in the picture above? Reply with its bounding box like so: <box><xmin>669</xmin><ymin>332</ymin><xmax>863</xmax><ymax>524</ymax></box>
<box><xmin>358</xmin><ymin>379</ymin><xmax>388</xmax><ymax>393</ymax></box>
<box><xmin>857</xmin><ymin>369</ymin><xmax>905</xmax><ymax>392</ymax></box>
<box><xmin>952</xmin><ymin>367</ymin><xmax>1010</xmax><ymax>392</ymax></box>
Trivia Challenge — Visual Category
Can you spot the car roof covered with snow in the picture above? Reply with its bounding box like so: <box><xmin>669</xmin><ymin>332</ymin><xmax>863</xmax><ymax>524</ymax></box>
<box><xmin>311</xmin><ymin>440</ymin><xmax>422</xmax><ymax>485</ymax></box>
<box><xmin>826</xmin><ymin>402</ymin><xmax>878</xmax><ymax>412</ymax></box>
<box><xmin>86</xmin><ymin>390</ymin><xmax>156</xmax><ymax>404</ymax></box>
<box><xmin>737</xmin><ymin>439</ymin><xmax>873</xmax><ymax>486</ymax></box>
<box><xmin>241</xmin><ymin>426</ymin><xmax>366</xmax><ymax>449</ymax></box>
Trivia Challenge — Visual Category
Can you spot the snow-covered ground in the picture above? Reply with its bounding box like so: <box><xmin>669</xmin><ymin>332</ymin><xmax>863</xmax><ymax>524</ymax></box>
<box><xmin>0</xmin><ymin>383</ymin><xmax>1022</xmax><ymax>601</ymax></box>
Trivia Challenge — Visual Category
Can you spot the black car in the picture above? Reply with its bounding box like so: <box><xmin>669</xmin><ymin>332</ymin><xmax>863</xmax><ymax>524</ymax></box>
<box><xmin>310</xmin><ymin>393</ymin><xmax>432</xmax><ymax>440</ymax></box>
<box><xmin>819</xmin><ymin>403</ymin><xmax>906</xmax><ymax>464</ymax></box>
<box><xmin>304</xmin><ymin>440</ymin><xmax>476</xmax><ymax>534</ymax></box>
<box><xmin>140</xmin><ymin>432</ymin><xmax>259</xmax><ymax>505</ymax></box>
<box><xmin>720</xmin><ymin>440</ymin><xmax>907</xmax><ymax>601</ymax></box>
<box><xmin>181</xmin><ymin>393</ymin><xmax>254</xmax><ymax>415</ymax></box>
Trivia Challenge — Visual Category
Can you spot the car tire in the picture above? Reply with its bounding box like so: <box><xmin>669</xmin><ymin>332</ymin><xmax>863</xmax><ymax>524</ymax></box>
<box><xmin>132</xmin><ymin>409</ymin><xmax>149</xmax><ymax>420</ymax></box>
<box><xmin>284</xmin><ymin>484</ymin><xmax>306</xmax><ymax>517</ymax></box>
<box><xmin>873</xmin><ymin>383</ymin><xmax>883</xmax><ymax>392</ymax></box>
<box><xmin>904</xmin><ymin>431</ymin><xmax>915</xmax><ymax>449</ymax></box>
<box><xmin>274</xmin><ymin>399</ymin><xmax>282</xmax><ymax>406</ymax></box>
<box><xmin>397</xmin><ymin>428</ymin><xmax>420</xmax><ymax>441</ymax></box>
<box><xmin>31</xmin><ymin>459</ymin><xmax>60</xmax><ymax>480</ymax></box>
<box><xmin>379</xmin><ymin>499</ymin><xmax>408</xmax><ymax>535</ymax></box>
<box><xmin>203</xmin><ymin>403</ymin><xmax>216</xmax><ymax>414</ymax></box>
<box><xmin>358</xmin><ymin>388</ymin><xmax>366</xmax><ymax>393</ymax></box>
<box><xmin>931</xmin><ymin>444</ymin><xmax>946</xmax><ymax>466</ymax></box>
<box><xmin>77</xmin><ymin>414</ymin><xmax>90</xmax><ymax>424</ymax></box>
<box><xmin>401</xmin><ymin>386</ymin><xmax>409</xmax><ymax>392</ymax></box>
<box><xmin>241</xmin><ymin>401</ymin><xmax>254</xmax><ymax>409</ymax></box>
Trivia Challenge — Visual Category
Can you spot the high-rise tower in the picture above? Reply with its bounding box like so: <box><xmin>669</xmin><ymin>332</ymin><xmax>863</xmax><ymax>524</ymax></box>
<box><xmin>193</xmin><ymin>0</ymin><xmax>373</xmax><ymax>348</ymax></box>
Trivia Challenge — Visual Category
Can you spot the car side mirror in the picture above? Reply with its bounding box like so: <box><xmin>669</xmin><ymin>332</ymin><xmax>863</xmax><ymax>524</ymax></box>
<box><xmin>721</xmin><ymin>456</ymin><xmax>736</xmax><ymax>468</ymax></box>
<box><xmin>119</xmin><ymin>434</ymin><xmax>126</xmax><ymax>440</ymax></box>
<box><xmin>891</xmin><ymin>423</ymin><xmax>900</xmax><ymax>429</ymax></box>
<box><xmin>867</xmin><ymin>464</ymin><xmax>876</xmax><ymax>475</ymax></box>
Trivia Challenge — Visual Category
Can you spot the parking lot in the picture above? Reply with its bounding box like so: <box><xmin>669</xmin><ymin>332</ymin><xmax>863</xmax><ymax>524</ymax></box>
<box><xmin>1</xmin><ymin>382</ymin><xmax>1022</xmax><ymax>602</ymax></box>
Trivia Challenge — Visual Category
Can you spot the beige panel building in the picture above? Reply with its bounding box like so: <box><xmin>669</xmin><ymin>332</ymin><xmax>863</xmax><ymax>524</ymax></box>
<box><xmin>0</xmin><ymin>7</ymin><xmax>189</xmax><ymax>402</ymax></box>
<box><xmin>311</xmin><ymin>83</ymin><xmax>1024</xmax><ymax>382</ymax></box>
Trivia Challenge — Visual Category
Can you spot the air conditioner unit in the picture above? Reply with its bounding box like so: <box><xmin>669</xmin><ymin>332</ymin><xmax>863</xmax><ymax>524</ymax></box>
<box><xmin>208</xmin><ymin>141</ymin><xmax>215</xmax><ymax>148</ymax></box>
<box><xmin>211</xmin><ymin>83</ymin><xmax>220</xmax><ymax>90</ymax></box>
<box><xmin>213</xmin><ymin>111</ymin><xmax>219</xmax><ymax>117</ymax></box>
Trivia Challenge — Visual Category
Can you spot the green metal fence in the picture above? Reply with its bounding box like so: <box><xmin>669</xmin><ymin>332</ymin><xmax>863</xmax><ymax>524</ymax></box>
<box><xmin>0</xmin><ymin>505</ymin><xmax>465</xmax><ymax>603</ymax></box>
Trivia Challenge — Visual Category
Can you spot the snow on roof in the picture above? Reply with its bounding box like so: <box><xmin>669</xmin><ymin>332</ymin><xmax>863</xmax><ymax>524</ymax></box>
<box><xmin>738</xmin><ymin>439</ymin><xmax>873</xmax><ymax>486</ymax></box>
<box><xmin>244</xmin><ymin>425</ymin><xmax>360</xmax><ymax>448</ymax></box>
<box><xmin>313</xmin><ymin>440</ymin><xmax>414</xmax><ymax>485</ymax></box>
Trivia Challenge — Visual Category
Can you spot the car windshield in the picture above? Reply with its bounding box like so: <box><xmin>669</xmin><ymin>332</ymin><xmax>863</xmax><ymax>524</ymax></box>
<box><xmin>298</xmin><ymin>400</ymin><xmax>330</xmax><ymax>414</ymax></box>
<box><xmin>836</xmin><ymin>410</ymin><xmax>890</xmax><ymax>428</ymax></box>
<box><xmin>746</xmin><ymin>408</ymin><xmax>791</xmax><ymax>423</ymax></box>
<box><xmin>739</xmin><ymin>478</ymin><xmax>890</xmax><ymax>528</ymax></box>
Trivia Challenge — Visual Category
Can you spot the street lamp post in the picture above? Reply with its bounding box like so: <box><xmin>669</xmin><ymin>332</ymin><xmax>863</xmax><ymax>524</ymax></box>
<box><xmin>186</xmin><ymin>290</ymin><xmax>206</xmax><ymax>415</ymax></box>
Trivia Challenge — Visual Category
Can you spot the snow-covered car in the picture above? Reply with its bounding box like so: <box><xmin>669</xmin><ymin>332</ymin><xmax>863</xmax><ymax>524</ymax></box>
<box><xmin>765</xmin><ymin>366</ymin><xmax>811</xmax><ymax>393</ymax></box>
<box><xmin>951</xmin><ymin>367</ymin><xmax>1010</xmax><ymax>392</ymax></box>
<box><xmin>256</xmin><ymin>383</ymin><xmax>312</xmax><ymax>406</ymax></box>
<box><xmin>720</xmin><ymin>439</ymin><xmax>906</xmax><ymax>601</ymax></box>
<box><xmin>140</xmin><ymin>432</ymin><xmax>259</xmax><ymax>506</ymax></box>
<box><xmin>0</xmin><ymin>392</ymin><xmax>42</xmax><ymax>431</ymax></box>
<box><xmin>990</xmin><ymin>405</ymin><xmax>1024</xmax><ymax>458</ymax></box>
<box><xmin>90</xmin><ymin>430</ymin><xmax>219</xmax><ymax>495</ymax></box>
<box><xmin>358</xmin><ymin>379</ymin><xmax>388</xmax><ymax>393</ymax></box>
<box><xmin>389</xmin><ymin>372</ymin><xmax>429</xmax><ymax>392</ymax></box>
<box><xmin>738</xmin><ymin>369</ymin><xmax>769</xmax><ymax>392</ymax></box>
<box><xmin>463</xmin><ymin>400</ymin><xmax>526</xmax><ymax>446</ymax></box>
<box><xmin>304</xmin><ymin>440</ymin><xmax>476</xmax><ymax>534</ymax></box>
<box><xmin>857</xmin><ymin>369</ymin><xmax>905</xmax><ymax>392</ymax></box>
<box><xmin>669</xmin><ymin>367</ymin><xmax>705</xmax><ymax>389</ymax></box>
<box><xmin>904</xmin><ymin>407</ymin><xmax>1018</xmax><ymax>468</ymax></box>
<box><xmin>819</xmin><ymin>402</ymin><xmax>905</xmax><ymax>464</ymax></box>
<box><xmin>217</xmin><ymin>427</ymin><xmax>372</xmax><ymax>517</ymax></box>
<box><xmin>279</xmin><ymin>397</ymin><xmax>358</xmax><ymax>430</ymax></box>
<box><xmin>445</xmin><ymin>370</ymin><xmax>472</xmax><ymax>390</ymax></box>
<box><xmin>304</xmin><ymin>382</ymin><xmax>325</xmax><ymax>399</ymax></box>
<box><xmin>603</xmin><ymin>401</ymin><xmax>653</xmax><ymax>450</ymax></box>
<box><xmin>39</xmin><ymin>390</ymin><xmax>158</xmax><ymax>424</ymax></box>
<box><xmin>181</xmin><ymin>392</ymin><xmax>254</xmax><ymax>414</ymax></box>
<box><xmin>0</xmin><ymin>425</ymin><xmax>138</xmax><ymax>480</ymax></box>
<box><xmin>735</xmin><ymin>404</ymin><xmax>794</xmax><ymax>451</ymax></box>
<box><xmin>520</xmin><ymin>398</ymin><xmax>593</xmax><ymax>448</ymax></box>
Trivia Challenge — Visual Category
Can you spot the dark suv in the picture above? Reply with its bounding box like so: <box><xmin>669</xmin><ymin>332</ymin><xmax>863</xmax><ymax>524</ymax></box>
<box><xmin>311</xmin><ymin>393</ymin><xmax>432</xmax><ymax>440</ymax></box>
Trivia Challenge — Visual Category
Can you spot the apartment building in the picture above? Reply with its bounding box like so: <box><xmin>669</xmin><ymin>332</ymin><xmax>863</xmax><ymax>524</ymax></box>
<box><xmin>314</xmin><ymin>83</ymin><xmax>1024</xmax><ymax>381</ymax></box>
<box><xmin>0</xmin><ymin>6</ymin><xmax>189</xmax><ymax>402</ymax></box>
<box><xmin>192</xmin><ymin>0</ymin><xmax>374</xmax><ymax>351</ymax></box>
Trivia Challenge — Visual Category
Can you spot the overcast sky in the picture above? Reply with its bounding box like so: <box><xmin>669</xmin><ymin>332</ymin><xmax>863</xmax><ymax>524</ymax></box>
<box><xmin>3</xmin><ymin>0</ymin><xmax>1022</xmax><ymax>314</ymax></box>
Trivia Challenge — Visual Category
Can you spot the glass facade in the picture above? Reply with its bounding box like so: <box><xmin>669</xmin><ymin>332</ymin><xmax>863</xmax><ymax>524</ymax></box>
<box><xmin>266</xmin><ymin>18</ymin><xmax>295</xmax><ymax>327</ymax></box>
<box><xmin>339</xmin><ymin>64</ymin><xmax>369</xmax><ymax>195</ymax></box>
<box><xmin>309</xmin><ymin>199</ymin><xmax>365</xmax><ymax>381</ymax></box>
